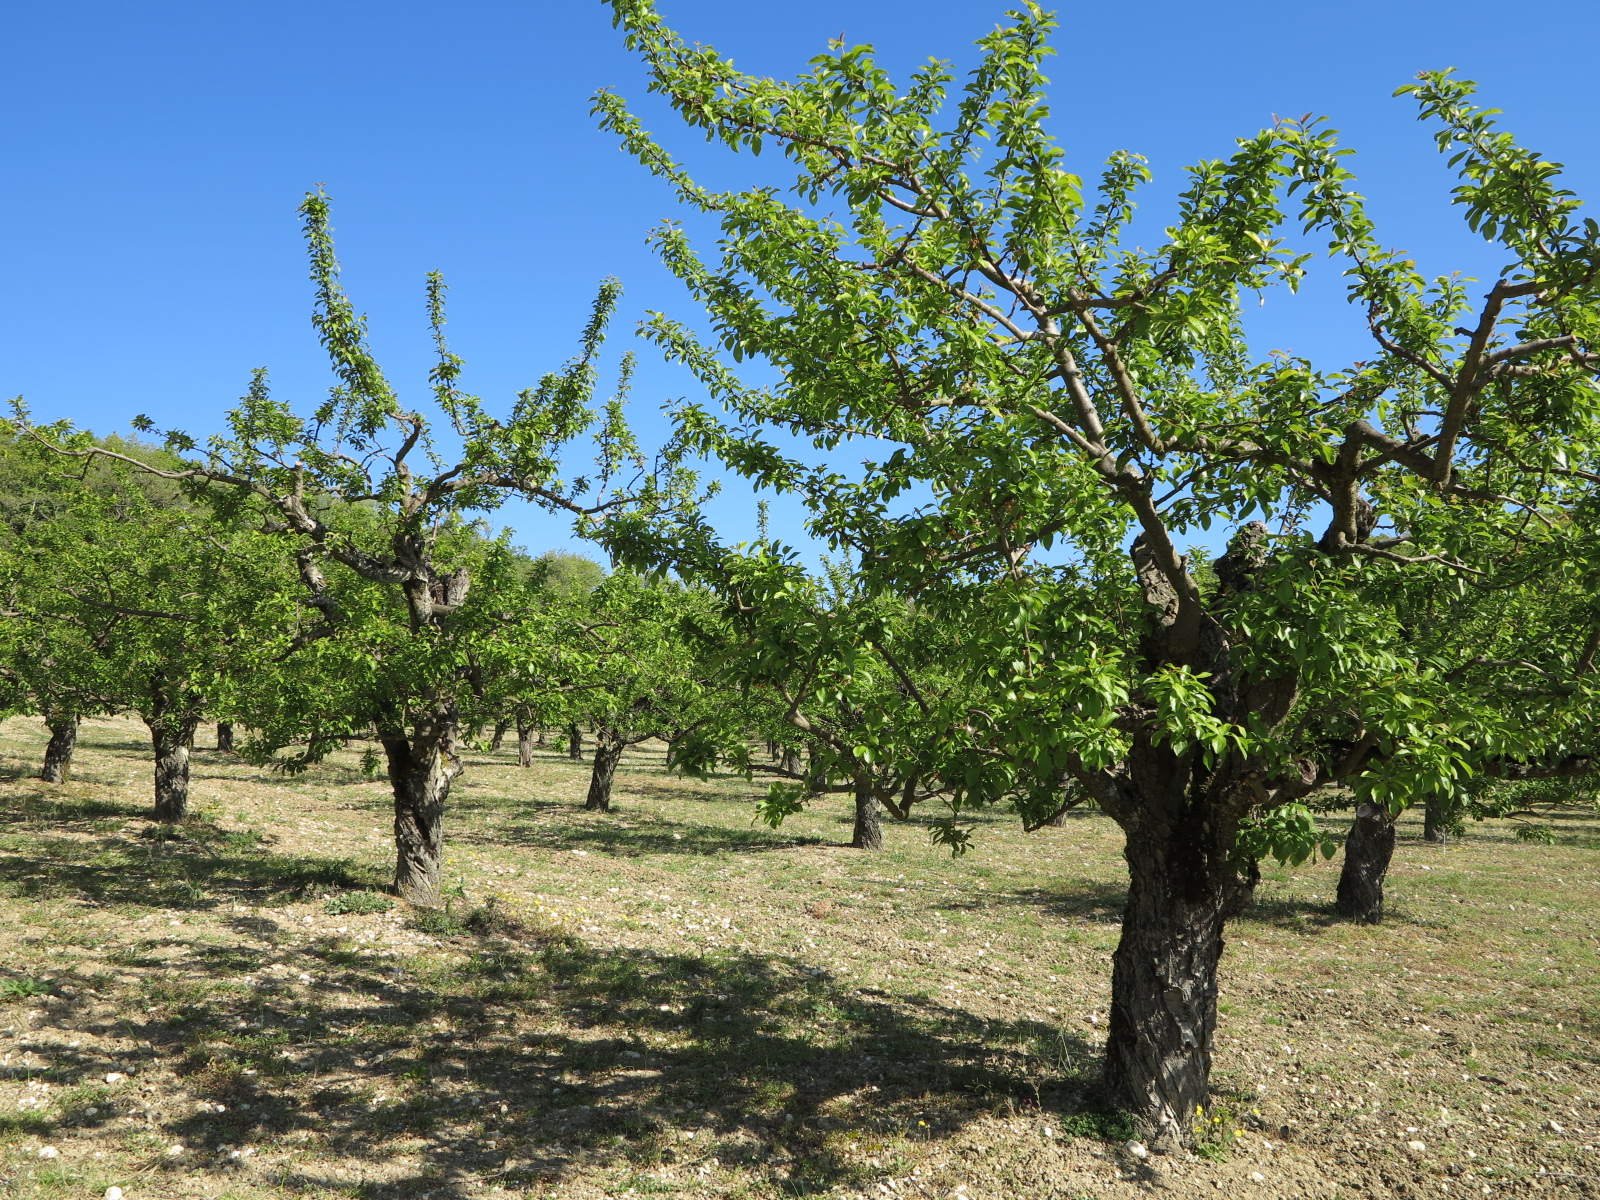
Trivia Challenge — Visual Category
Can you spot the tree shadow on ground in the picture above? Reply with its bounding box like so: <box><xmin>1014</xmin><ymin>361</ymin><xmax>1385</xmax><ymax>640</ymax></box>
<box><xmin>2</xmin><ymin>811</ymin><xmax>1129</xmax><ymax>1200</ymax></box>
<box><xmin>0</xmin><ymin>792</ymin><xmax>381</xmax><ymax>908</ymax></box>
<box><xmin>451</xmin><ymin>796</ymin><xmax>828</xmax><ymax>858</ymax></box>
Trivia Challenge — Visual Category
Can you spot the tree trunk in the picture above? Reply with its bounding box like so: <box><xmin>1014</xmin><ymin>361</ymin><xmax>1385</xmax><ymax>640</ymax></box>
<box><xmin>215</xmin><ymin>722</ymin><xmax>235</xmax><ymax>753</ymax></box>
<box><xmin>1103</xmin><ymin>811</ymin><xmax>1245</xmax><ymax>1150</ymax></box>
<box><xmin>537</xmin><ymin>726</ymin><xmax>547</xmax><ymax>747</ymax></box>
<box><xmin>490</xmin><ymin>720</ymin><xmax>509</xmax><ymax>753</ymax></box>
<box><xmin>780</xmin><ymin>745</ymin><xmax>801</xmax><ymax>776</ymax></box>
<box><xmin>586</xmin><ymin>732</ymin><xmax>625</xmax><ymax>812</ymax></box>
<box><xmin>145</xmin><ymin>709</ymin><xmax>201</xmax><ymax>823</ymax></box>
<box><xmin>40</xmin><ymin>714</ymin><xmax>78</xmax><ymax>784</ymax></box>
<box><xmin>1335</xmin><ymin>802</ymin><xmax>1396</xmax><ymax>924</ymax></box>
<box><xmin>851</xmin><ymin>780</ymin><xmax>883</xmax><ymax>850</ymax></box>
<box><xmin>1422</xmin><ymin>794</ymin><xmax>1449</xmax><ymax>844</ymax></box>
<box><xmin>381</xmin><ymin>723</ymin><xmax>463</xmax><ymax>908</ymax></box>
<box><xmin>517</xmin><ymin>722</ymin><xmax>535</xmax><ymax>768</ymax></box>
<box><xmin>567</xmin><ymin>723</ymin><xmax>583</xmax><ymax>761</ymax></box>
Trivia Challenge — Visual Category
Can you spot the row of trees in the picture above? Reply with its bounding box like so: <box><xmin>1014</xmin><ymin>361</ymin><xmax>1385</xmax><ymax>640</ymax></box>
<box><xmin>5</xmin><ymin>0</ymin><xmax>1597</xmax><ymax>1149</ymax></box>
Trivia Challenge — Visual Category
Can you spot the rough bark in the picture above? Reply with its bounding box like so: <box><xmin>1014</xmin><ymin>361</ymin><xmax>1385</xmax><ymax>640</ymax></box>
<box><xmin>490</xmin><ymin>720</ymin><xmax>509</xmax><ymax>754</ymax></box>
<box><xmin>780</xmin><ymin>745</ymin><xmax>801</xmax><ymax>776</ymax></box>
<box><xmin>40</xmin><ymin>714</ymin><xmax>79</xmax><ymax>784</ymax></box>
<box><xmin>517</xmin><ymin>722</ymin><xmax>535</xmax><ymax>768</ymax></box>
<box><xmin>851</xmin><ymin>780</ymin><xmax>884</xmax><ymax>850</ymax></box>
<box><xmin>567</xmin><ymin>723</ymin><xmax>583</xmax><ymax>761</ymax></box>
<box><xmin>145</xmin><ymin>707</ymin><xmax>201</xmax><ymax>823</ymax></box>
<box><xmin>215</xmin><ymin>722</ymin><xmax>235</xmax><ymax>753</ymax></box>
<box><xmin>1102</xmin><ymin>782</ymin><xmax>1253</xmax><ymax>1151</ymax></box>
<box><xmin>381</xmin><ymin>720</ymin><xmax>463</xmax><ymax>908</ymax></box>
<box><xmin>1422</xmin><ymin>794</ymin><xmax>1450</xmax><ymax>844</ymax></box>
<box><xmin>1099</xmin><ymin>523</ymin><xmax>1282</xmax><ymax>1146</ymax></box>
<box><xmin>1335</xmin><ymin>802</ymin><xmax>1396</xmax><ymax>923</ymax></box>
<box><xmin>586</xmin><ymin>731</ymin><xmax>625</xmax><ymax>812</ymax></box>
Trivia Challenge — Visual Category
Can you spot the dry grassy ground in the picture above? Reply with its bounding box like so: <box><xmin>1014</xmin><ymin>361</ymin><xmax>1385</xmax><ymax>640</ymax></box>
<box><xmin>0</xmin><ymin>714</ymin><xmax>1596</xmax><ymax>1200</ymax></box>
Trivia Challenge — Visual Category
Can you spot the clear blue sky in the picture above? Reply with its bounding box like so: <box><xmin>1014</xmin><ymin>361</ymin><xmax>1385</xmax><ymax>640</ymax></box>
<box><xmin>5</xmin><ymin>0</ymin><xmax>1595</xmax><ymax>559</ymax></box>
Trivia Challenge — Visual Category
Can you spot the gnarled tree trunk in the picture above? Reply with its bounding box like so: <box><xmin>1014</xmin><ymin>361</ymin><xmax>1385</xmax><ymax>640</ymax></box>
<box><xmin>489</xmin><ymin>720</ymin><xmax>509</xmax><ymax>754</ymax></box>
<box><xmin>215</xmin><ymin>722</ymin><xmax>235</xmax><ymax>753</ymax></box>
<box><xmin>585</xmin><ymin>729</ymin><xmax>625</xmax><ymax>812</ymax></box>
<box><xmin>40</xmin><ymin>714</ymin><xmax>78</xmax><ymax>784</ymax></box>
<box><xmin>851</xmin><ymin>780</ymin><xmax>883</xmax><ymax>850</ymax></box>
<box><xmin>517</xmin><ymin>721</ymin><xmax>535</xmax><ymax>768</ymax></box>
<box><xmin>1336</xmin><ymin>802</ymin><xmax>1396</xmax><ymax>923</ymax></box>
<box><xmin>1102</xmin><ymin>777</ymin><xmax>1254</xmax><ymax>1151</ymax></box>
<box><xmin>144</xmin><ymin>704</ymin><xmax>201</xmax><ymax>823</ymax></box>
<box><xmin>381</xmin><ymin>717</ymin><xmax>463</xmax><ymax>908</ymax></box>
<box><xmin>567</xmin><ymin>723</ymin><xmax>583</xmax><ymax>761</ymax></box>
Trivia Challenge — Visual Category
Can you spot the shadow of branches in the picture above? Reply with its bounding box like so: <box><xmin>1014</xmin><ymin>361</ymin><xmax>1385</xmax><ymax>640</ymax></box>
<box><xmin>0</xmin><ymin>809</ymin><xmax>1121</xmax><ymax>1199</ymax></box>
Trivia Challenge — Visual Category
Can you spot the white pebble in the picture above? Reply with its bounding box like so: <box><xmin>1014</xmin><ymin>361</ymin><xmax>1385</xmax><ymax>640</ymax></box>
<box><xmin>104</xmin><ymin>1072</ymin><xmax>127</xmax><ymax>1084</ymax></box>
<box><xmin>1406</xmin><ymin>1140</ymin><xmax>1427</xmax><ymax>1154</ymax></box>
<box><xmin>37</xmin><ymin>1146</ymin><xmax>59</xmax><ymax>1159</ymax></box>
<box><xmin>1125</xmin><ymin>1141</ymin><xmax>1149</xmax><ymax>1159</ymax></box>
<box><xmin>165</xmin><ymin>1144</ymin><xmax>185</xmax><ymax>1157</ymax></box>
<box><xmin>106</xmin><ymin>1189</ymin><xmax>125</xmax><ymax>1200</ymax></box>
<box><xmin>1250</xmin><ymin>1171</ymin><xmax>1265</xmax><ymax>1182</ymax></box>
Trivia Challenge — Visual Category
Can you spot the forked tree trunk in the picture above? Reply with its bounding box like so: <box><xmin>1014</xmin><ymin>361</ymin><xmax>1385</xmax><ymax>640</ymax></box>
<box><xmin>1102</xmin><ymin>803</ymin><xmax>1248</xmax><ymax>1151</ymax></box>
<box><xmin>586</xmin><ymin>732</ymin><xmax>625</xmax><ymax>812</ymax></box>
<box><xmin>145</xmin><ymin>708</ymin><xmax>201</xmax><ymax>823</ymax></box>
<box><xmin>1335</xmin><ymin>802</ymin><xmax>1396</xmax><ymax>923</ymax></box>
<box><xmin>490</xmin><ymin>720</ymin><xmax>509</xmax><ymax>754</ymax></box>
<box><xmin>381</xmin><ymin>723</ymin><xmax>463</xmax><ymax>908</ymax></box>
<box><xmin>567</xmin><ymin>723</ymin><xmax>583</xmax><ymax>761</ymax></box>
<box><xmin>1422</xmin><ymin>794</ymin><xmax>1449</xmax><ymax>844</ymax></box>
<box><xmin>215</xmin><ymin>722</ymin><xmax>235</xmax><ymax>753</ymax></box>
<box><xmin>517</xmin><ymin>722</ymin><xmax>535</xmax><ymax>768</ymax></box>
<box><xmin>851</xmin><ymin>781</ymin><xmax>883</xmax><ymax>850</ymax></box>
<box><xmin>40</xmin><ymin>714</ymin><xmax>78</xmax><ymax>784</ymax></box>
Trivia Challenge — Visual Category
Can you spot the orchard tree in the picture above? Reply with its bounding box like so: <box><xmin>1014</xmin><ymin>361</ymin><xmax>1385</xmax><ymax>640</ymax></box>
<box><xmin>0</xmin><ymin>434</ymin><xmax>283</xmax><ymax>794</ymax></box>
<box><xmin>647</xmin><ymin>541</ymin><xmax>986</xmax><ymax>851</ymax></box>
<box><xmin>17</xmin><ymin>192</ymin><xmax>690</xmax><ymax>905</ymax></box>
<box><xmin>565</xmin><ymin>571</ymin><xmax>720</xmax><ymax>812</ymax></box>
<box><xmin>597</xmin><ymin>1</ymin><xmax>1600</xmax><ymax>1143</ymax></box>
<box><xmin>6</xmin><ymin>474</ymin><xmax>295</xmax><ymax>818</ymax></box>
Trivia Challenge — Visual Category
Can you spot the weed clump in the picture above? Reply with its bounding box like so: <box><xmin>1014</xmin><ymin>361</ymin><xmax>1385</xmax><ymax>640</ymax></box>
<box><xmin>0</xmin><ymin>975</ymin><xmax>53</xmax><ymax>1000</ymax></box>
<box><xmin>324</xmin><ymin>890</ymin><xmax>394</xmax><ymax>915</ymax></box>
<box><xmin>410</xmin><ymin>894</ymin><xmax>569</xmax><ymax>943</ymax></box>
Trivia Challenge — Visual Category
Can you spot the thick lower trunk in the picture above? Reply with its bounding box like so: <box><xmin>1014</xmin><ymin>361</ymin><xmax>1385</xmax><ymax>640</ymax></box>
<box><xmin>1335</xmin><ymin>802</ymin><xmax>1395</xmax><ymax>923</ymax></box>
<box><xmin>780</xmin><ymin>746</ymin><xmax>801</xmax><ymax>776</ymax></box>
<box><xmin>40</xmin><ymin>714</ymin><xmax>78</xmax><ymax>784</ymax></box>
<box><xmin>1104</xmin><ymin>824</ymin><xmax>1240</xmax><ymax>1150</ymax></box>
<box><xmin>146</xmin><ymin>711</ymin><xmax>200</xmax><ymax>823</ymax></box>
<box><xmin>537</xmin><ymin>726</ymin><xmax>547</xmax><ymax>747</ymax></box>
<box><xmin>517</xmin><ymin>722</ymin><xmax>535</xmax><ymax>768</ymax></box>
<box><xmin>489</xmin><ymin>720</ymin><xmax>509</xmax><ymax>753</ymax></box>
<box><xmin>851</xmin><ymin>781</ymin><xmax>883</xmax><ymax>850</ymax></box>
<box><xmin>1422</xmin><ymin>794</ymin><xmax>1449</xmax><ymax>844</ymax></box>
<box><xmin>586</xmin><ymin>734</ymin><xmax>624</xmax><ymax>812</ymax></box>
<box><xmin>215</xmin><ymin>722</ymin><xmax>235</xmax><ymax>753</ymax></box>
<box><xmin>567</xmin><ymin>723</ymin><xmax>583</xmax><ymax>761</ymax></box>
<box><xmin>382</xmin><ymin>727</ymin><xmax>463</xmax><ymax>908</ymax></box>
